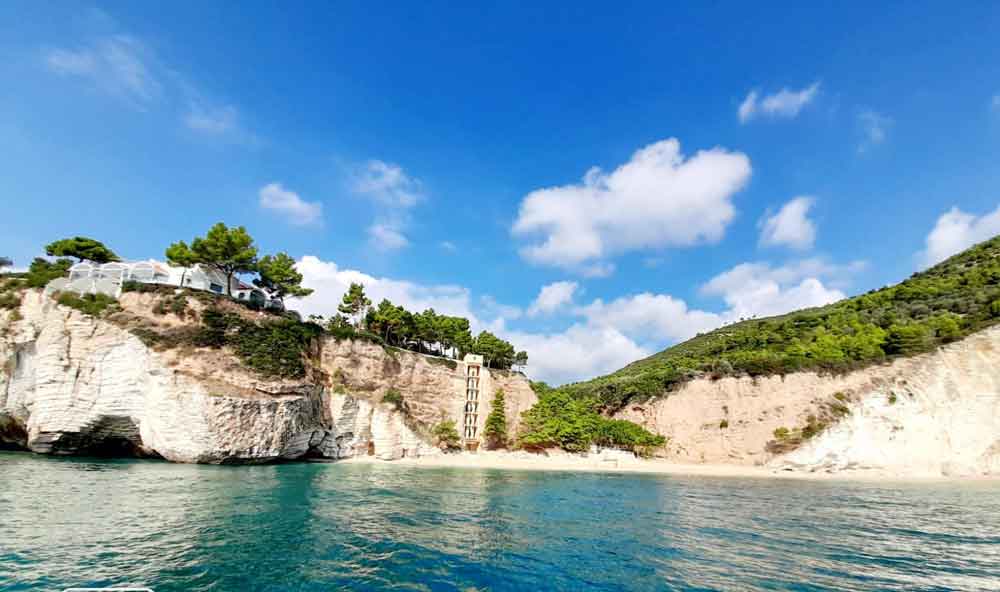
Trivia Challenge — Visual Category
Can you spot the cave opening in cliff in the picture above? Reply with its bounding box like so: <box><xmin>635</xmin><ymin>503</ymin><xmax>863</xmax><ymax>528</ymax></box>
<box><xmin>0</xmin><ymin>417</ymin><xmax>28</xmax><ymax>451</ymax></box>
<box><xmin>53</xmin><ymin>416</ymin><xmax>147</xmax><ymax>458</ymax></box>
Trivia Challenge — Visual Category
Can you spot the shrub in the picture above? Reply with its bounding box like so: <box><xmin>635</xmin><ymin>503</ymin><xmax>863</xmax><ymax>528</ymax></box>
<box><xmin>517</xmin><ymin>389</ymin><xmax>665</xmax><ymax>454</ymax></box>
<box><xmin>194</xmin><ymin>308</ymin><xmax>321</xmax><ymax>378</ymax></box>
<box><xmin>382</xmin><ymin>388</ymin><xmax>404</xmax><ymax>411</ymax></box>
<box><xmin>888</xmin><ymin>392</ymin><xmax>898</xmax><ymax>405</ymax></box>
<box><xmin>25</xmin><ymin>258</ymin><xmax>72</xmax><ymax>288</ymax></box>
<box><xmin>120</xmin><ymin>280</ymin><xmax>163</xmax><ymax>294</ymax></box>
<box><xmin>773</xmin><ymin>427</ymin><xmax>790</xmax><ymax>440</ymax></box>
<box><xmin>55</xmin><ymin>292</ymin><xmax>118</xmax><ymax>317</ymax></box>
<box><xmin>0</xmin><ymin>292</ymin><xmax>20</xmax><ymax>310</ymax></box>
<box><xmin>169</xmin><ymin>293</ymin><xmax>188</xmax><ymax>318</ymax></box>
<box><xmin>719</xmin><ymin>419</ymin><xmax>729</xmax><ymax>429</ymax></box>
<box><xmin>432</xmin><ymin>420</ymin><xmax>461</xmax><ymax>451</ymax></box>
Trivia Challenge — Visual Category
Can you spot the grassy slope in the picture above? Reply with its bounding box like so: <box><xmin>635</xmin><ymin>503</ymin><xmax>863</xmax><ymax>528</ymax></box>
<box><xmin>560</xmin><ymin>235</ymin><xmax>1000</xmax><ymax>412</ymax></box>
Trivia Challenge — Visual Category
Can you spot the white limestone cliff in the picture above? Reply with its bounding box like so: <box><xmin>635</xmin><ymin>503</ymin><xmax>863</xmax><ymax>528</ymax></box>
<box><xmin>0</xmin><ymin>290</ymin><xmax>535</xmax><ymax>464</ymax></box>
<box><xmin>614</xmin><ymin>325</ymin><xmax>1000</xmax><ymax>477</ymax></box>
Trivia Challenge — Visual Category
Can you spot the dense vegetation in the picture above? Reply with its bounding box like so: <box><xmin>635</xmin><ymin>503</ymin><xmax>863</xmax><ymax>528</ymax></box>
<box><xmin>558</xmin><ymin>235</ymin><xmax>1000</xmax><ymax>412</ymax></box>
<box><xmin>55</xmin><ymin>292</ymin><xmax>119</xmax><ymax>317</ymax></box>
<box><xmin>310</xmin><ymin>282</ymin><xmax>528</xmax><ymax>370</ymax></box>
<box><xmin>192</xmin><ymin>309</ymin><xmax>323</xmax><ymax>379</ymax></box>
<box><xmin>517</xmin><ymin>382</ymin><xmax>666</xmax><ymax>455</ymax></box>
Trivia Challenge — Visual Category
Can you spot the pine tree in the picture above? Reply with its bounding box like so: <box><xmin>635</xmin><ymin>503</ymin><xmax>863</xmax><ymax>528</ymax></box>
<box><xmin>338</xmin><ymin>282</ymin><xmax>371</xmax><ymax>328</ymax></box>
<box><xmin>483</xmin><ymin>389</ymin><xmax>508</xmax><ymax>449</ymax></box>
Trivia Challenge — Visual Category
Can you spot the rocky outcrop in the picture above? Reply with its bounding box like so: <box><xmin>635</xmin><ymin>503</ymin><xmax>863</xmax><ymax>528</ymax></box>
<box><xmin>614</xmin><ymin>325</ymin><xmax>1000</xmax><ymax>477</ymax></box>
<box><xmin>0</xmin><ymin>290</ymin><xmax>535</xmax><ymax>464</ymax></box>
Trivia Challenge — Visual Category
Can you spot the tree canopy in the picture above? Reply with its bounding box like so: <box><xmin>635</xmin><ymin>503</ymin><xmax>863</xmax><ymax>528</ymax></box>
<box><xmin>0</xmin><ymin>257</ymin><xmax>11</xmax><ymax>271</ymax></box>
<box><xmin>338</xmin><ymin>282</ymin><xmax>371</xmax><ymax>327</ymax></box>
<box><xmin>189</xmin><ymin>223</ymin><xmax>259</xmax><ymax>296</ymax></box>
<box><xmin>45</xmin><ymin>237</ymin><xmax>119</xmax><ymax>263</ymax></box>
<box><xmin>483</xmin><ymin>389</ymin><xmax>508</xmax><ymax>448</ymax></box>
<box><xmin>255</xmin><ymin>253</ymin><xmax>313</xmax><ymax>301</ymax></box>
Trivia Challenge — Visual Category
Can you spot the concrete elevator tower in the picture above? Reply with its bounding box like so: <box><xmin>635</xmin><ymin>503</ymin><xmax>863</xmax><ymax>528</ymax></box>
<box><xmin>462</xmin><ymin>354</ymin><xmax>483</xmax><ymax>451</ymax></box>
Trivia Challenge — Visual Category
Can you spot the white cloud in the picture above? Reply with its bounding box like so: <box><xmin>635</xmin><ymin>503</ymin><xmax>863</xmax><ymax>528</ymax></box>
<box><xmin>512</xmin><ymin>138</ymin><xmax>751</xmax><ymax>274</ymax></box>
<box><xmin>578</xmin><ymin>293</ymin><xmax>722</xmax><ymax>343</ymax></box>
<box><xmin>759</xmin><ymin>196</ymin><xmax>817</xmax><ymax>250</ymax></box>
<box><xmin>353</xmin><ymin>160</ymin><xmax>423</xmax><ymax>252</ymax></box>
<box><xmin>992</xmin><ymin>94</ymin><xmax>1000</xmax><ymax>111</ymax></box>
<box><xmin>918</xmin><ymin>205</ymin><xmax>1000</xmax><ymax>267</ymax></box>
<box><xmin>291</xmin><ymin>256</ymin><xmax>475</xmax><ymax>321</ymax></box>
<box><xmin>480</xmin><ymin>295</ymin><xmax>522</xmax><ymax>320</ymax></box>
<box><xmin>290</xmin><ymin>255</ymin><xmax>646</xmax><ymax>385</ymax></box>
<box><xmin>738</xmin><ymin>82</ymin><xmax>820</xmax><ymax>123</ymax></box>
<box><xmin>289</xmin><ymin>254</ymin><xmax>864</xmax><ymax>386</ymax></box>
<box><xmin>700</xmin><ymin>259</ymin><xmax>854</xmax><ymax>320</ymax></box>
<box><xmin>857</xmin><ymin>109</ymin><xmax>891</xmax><ymax>153</ymax></box>
<box><xmin>44</xmin><ymin>35</ymin><xmax>161</xmax><ymax>106</ymax></box>
<box><xmin>258</xmin><ymin>183</ymin><xmax>323</xmax><ymax>226</ymax></box>
<box><xmin>527</xmin><ymin>281</ymin><xmax>578</xmax><ymax>316</ymax></box>
<box><xmin>439</xmin><ymin>241</ymin><xmax>457</xmax><ymax>252</ymax></box>
<box><xmin>367</xmin><ymin>223</ymin><xmax>409</xmax><ymax>251</ymax></box>
<box><xmin>354</xmin><ymin>160</ymin><xmax>422</xmax><ymax>207</ymax></box>
<box><xmin>502</xmin><ymin>324</ymin><xmax>650</xmax><ymax>386</ymax></box>
<box><xmin>44</xmin><ymin>29</ymin><xmax>258</xmax><ymax>143</ymax></box>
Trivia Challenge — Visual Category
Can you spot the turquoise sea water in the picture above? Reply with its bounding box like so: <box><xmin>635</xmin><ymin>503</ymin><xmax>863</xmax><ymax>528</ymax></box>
<box><xmin>1</xmin><ymin>452</ymin><xmax>999</xmax><ymax>591</ymax></box>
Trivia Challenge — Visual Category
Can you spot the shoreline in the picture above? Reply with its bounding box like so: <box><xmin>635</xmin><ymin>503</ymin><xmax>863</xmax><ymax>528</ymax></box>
<box><xmin>334</xmin><ymin>450</ymin><xmax>989</xmax><ymax>482</ymax></box>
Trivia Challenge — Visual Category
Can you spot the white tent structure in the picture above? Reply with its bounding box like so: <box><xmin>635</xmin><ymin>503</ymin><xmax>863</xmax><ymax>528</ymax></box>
<box><xmin>51</xmin><ymin>259</ymin><xmax>275</xmax><ymax>307</ymax></box>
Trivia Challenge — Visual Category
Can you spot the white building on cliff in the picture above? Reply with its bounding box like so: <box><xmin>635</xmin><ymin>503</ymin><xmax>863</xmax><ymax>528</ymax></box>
<box><xmin>47</xmin><ymin>260</ymin><xmax>275</xmax><ymax>306</ymax></box>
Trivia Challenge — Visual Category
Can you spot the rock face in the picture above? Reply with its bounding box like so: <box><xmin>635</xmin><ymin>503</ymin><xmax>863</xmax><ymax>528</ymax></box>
<box><xmin>0</xmin><ymin>291</ymin><xmax>535</xmax><ymax>464</ymax></box>
<box><xmin>614</xmin><ymin>325</ymin><xmax>1000</xmax><ymax>477</ymax></box>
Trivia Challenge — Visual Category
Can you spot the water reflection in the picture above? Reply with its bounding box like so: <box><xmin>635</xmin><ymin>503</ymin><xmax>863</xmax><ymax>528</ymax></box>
<box><xmin>1</xmin><ymin>452</ymin><xmax>999</xmax><ymax>592</ymax></box>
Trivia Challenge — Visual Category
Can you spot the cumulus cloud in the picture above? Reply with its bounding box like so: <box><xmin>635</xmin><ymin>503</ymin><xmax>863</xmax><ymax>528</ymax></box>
<box><xmin>512</xmin><ymin>138</ymin><xmax>751</xmax><ymax>274</ymax></box>
<box><xmin>367</xmin><ymin>223</ymin><xmax>410</xmax><ymax>251</ymax></box>
<box><xmin>258</xmin><ymin>183</ymin><xmax>323</xmax><ymax>226</ymax></box>
<box><xmin>44</xmin><ymin>35</ymin><xmax>161</xmax><ymax>106</ymax></box>
<box><xmin>857</xmin><ymin>109</ymin><xmax>891</xmax><ymax>153</ymax></box>
<box><xmin>738</xmin><ymin>82</ymin><xmax>820</xmax><ymax>123</ymax></box>
<box><xmin>500</xmin><ymin>324</ymin><xmax>650</xmax><ymax>387</ymax></box>
<box><xmin>291</xmin><ymin>256</ymin><xmax>476</xmax><ymax>321</ymax></box>
<box><xmin>527</xmin><ymin>281</ymin><xmax>578</xmax><ymax>317</ymax></box>
<box><xmin>759</xmin><ymin>196</ymin><xmax>817</xmax><ymax>250</ymax></box>
<box><xmin>700</xmin><ymin>259</ymin><xmax>858</xmax><ymax>320</ymax></box>
<box><xmin>918</xmin><ymin>205</ymin><xmax>1000</xmax><ymax>267</ymax></box>
<box><xmin>288</xmin><ymin>254</ymin><xmax>864</xmax><ymax>385</ymax></box>
<box><xmin>577</xmin><ymin>293</ymin><xmax>722</xmax><ymax>343</ymax></box>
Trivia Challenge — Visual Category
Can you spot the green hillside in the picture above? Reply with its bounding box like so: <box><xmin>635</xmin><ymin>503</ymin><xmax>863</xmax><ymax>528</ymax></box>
<box><xmin>559</xmin><ymin>235</ymin><xmax>1000</xmax><ymax>412</ymax></box>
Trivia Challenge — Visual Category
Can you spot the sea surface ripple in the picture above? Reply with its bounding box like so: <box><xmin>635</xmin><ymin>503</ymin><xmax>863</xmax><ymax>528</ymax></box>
<box><xmin>1</xmin><ymin>452</ymin><xmax>998</xmax><ymax>591</ymax></box>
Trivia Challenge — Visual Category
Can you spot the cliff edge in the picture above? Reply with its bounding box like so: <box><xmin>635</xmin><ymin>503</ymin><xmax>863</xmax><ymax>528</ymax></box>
<box><xmin>0</xmin><ymin>289</ymin><xmax>536</xmax><ymax>463</ymax></box>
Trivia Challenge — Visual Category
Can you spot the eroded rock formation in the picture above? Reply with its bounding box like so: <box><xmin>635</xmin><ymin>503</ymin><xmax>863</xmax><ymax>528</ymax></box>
<box><xmin>615</xmin><ymin>325</ymin><xmax>1000</xmax><ymax>476</ymax></box>
<box><xmin>0</xmin><ymin>290</ymin><xmax>536</xmax><ymax>463</ymax></box>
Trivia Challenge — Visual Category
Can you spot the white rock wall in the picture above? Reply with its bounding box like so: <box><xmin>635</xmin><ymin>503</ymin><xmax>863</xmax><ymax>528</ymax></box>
<box><xmin>614</xmin><ymin>325</ymin><xmax>1000</xmax><ymax>476</ymax></box>
<box><xmin>0</xmin><ymin>290</ymin><xmax>535</xmax><ymax>464</ymax></box>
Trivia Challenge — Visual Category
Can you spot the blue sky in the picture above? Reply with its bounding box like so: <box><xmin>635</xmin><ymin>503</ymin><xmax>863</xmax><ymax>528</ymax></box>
<box><xmin>2</xmin><ymin>2</ymin><xmax>1000</xmax><ymax>384</ymax></box>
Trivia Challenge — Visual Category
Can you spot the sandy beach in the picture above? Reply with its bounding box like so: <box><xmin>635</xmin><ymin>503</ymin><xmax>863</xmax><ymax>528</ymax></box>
<box><xmin>335</xmin><ymin>450</ymin><xmax>972</xmax><ymax>481</ymax></box>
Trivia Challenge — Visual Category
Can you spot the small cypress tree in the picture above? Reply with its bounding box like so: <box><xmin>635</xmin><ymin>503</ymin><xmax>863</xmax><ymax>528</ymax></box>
<box><xmin>483</xmin><ymin>389</ymin><xmax>508</xmax><ymax>449</ymax></box>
